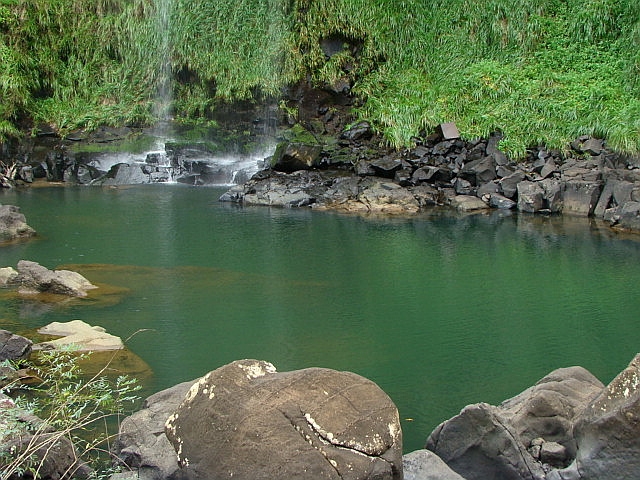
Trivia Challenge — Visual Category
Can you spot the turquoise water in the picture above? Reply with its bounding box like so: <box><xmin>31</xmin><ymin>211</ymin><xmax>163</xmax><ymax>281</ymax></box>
<box><xmin>1</xmin><ymin>184</ymin><xmax>639</xmax><ymax>452</ymax></box>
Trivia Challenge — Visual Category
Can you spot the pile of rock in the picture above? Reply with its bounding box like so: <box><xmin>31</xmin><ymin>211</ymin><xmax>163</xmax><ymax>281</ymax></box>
<box><xmin>220</xmin><ymin>123</ymin><xmax>640</xmax><ymax>232</ymax></box>
<box><xmin>111</xmin><ymin>354</ymin><xmax>640</xmax><ymax>480</ymax></box>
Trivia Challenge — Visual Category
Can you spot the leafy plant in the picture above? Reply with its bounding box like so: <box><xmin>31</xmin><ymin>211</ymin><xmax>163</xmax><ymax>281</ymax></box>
<box><xmin>0</xmin><ymin>347</ymin><xmax>140</xmax><ymax>479</ymax></box>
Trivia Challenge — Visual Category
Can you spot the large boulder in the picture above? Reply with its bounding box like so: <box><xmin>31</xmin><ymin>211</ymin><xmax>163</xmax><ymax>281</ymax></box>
<box><xmin>15</xmin><ymin>260</ymin><xmax>97</xmax><ymax>297</ymax></box>
<box><xmin>113</xmin><ymin>380</ymin><xmax>196</xmax><ymax>480</ymax></box>
<box><xmin>165</xmin><ymin>359</ymin><xmax>403</xmax><ymax>480</ymax></box>
<box><xmin>0</xmin><ymin>330</ymin><xmax>32</xmax><ymax>362</ymax></box>
<box><xmin>0</xmin><ymin>205</ymin><xmax>36</xmax><ymax>242</ymax></box>
<box><xmin>425</xmin><ymin>366</ymin><xmax>604</xmax><ymax>480</ymax></box>
<box><xmin>548</xmin><ymin>353</ymin><xmax>640</xmax><ymax>480</ymax></box>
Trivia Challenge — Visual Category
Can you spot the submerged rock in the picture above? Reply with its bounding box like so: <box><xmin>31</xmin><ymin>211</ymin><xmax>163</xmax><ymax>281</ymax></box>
<box><xmin>165</xmin><ymin>359</ymin><xmax>403</xmax><ymax>480</ymax></box>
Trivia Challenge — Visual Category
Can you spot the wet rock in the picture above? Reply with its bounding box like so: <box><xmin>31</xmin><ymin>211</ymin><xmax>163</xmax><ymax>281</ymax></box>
<box><xmin>0</xmin><ymin>205</ymin><xmax>36</xmax><ymax>242</ymax></box>
<box><xmin>0</xmin><ymin>330</ymin><xmax>32</xmax><ymax>362</ymax></box>
<box><xmin>15</xmin><ymin>260</ymin><xmax>97</xmax><ymax>297</ymax></box>
<box><xmin>96</xmin><ymin>163</ymin><xmax>151</xmax><ymax>186</ymax></box>
<box><xmin>114</xmin><ymin>380</ymin><xmax>197</xmax><ymax>480</ymax></box>
<box><xmin>165</xmin><ymin>359</ymin><xmax>403</xmax><ymax>480</ymax></box>
<box><xmin>271</xmin><ymin>141</ymin><xmax>323</xmax><ymax>172</ymax></box>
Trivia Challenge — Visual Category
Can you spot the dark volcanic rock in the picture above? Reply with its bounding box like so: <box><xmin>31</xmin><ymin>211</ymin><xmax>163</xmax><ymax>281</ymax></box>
<box><xmin>165</xmin><ymin>359</ymin><xmax>403</xmax><ymax>480</ymax></box>
<box><xmin>0</xmin><ymin>330</ymin><xmax>32</xmax><ymax>361</ymax></box>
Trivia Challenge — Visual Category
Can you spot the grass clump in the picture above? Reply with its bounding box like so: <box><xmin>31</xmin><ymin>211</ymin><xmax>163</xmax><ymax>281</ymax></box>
<box><xmin>1</xmin><ymin>0</ymin><xmax>639</xmax><ymax>156</ymax></box>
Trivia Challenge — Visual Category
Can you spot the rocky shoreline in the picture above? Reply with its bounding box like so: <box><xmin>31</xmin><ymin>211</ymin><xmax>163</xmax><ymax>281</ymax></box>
<box><xmin>219</xmin><ymin>121</ymin><xmax>640</xmax><ymax>234</ymax></box>
<box><xmin>2</xmin><ymin>325</ymin><xmax>639</xmax><ymax>480</ymax></box>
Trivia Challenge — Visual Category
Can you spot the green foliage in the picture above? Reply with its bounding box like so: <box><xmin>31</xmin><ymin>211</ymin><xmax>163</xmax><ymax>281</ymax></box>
<box><xmin>0</xmin><ymin>0</ymin><xmax>639</xmax><ymax>155</ymax></box>
<box><xmin>0</xmin><ymin>347</ymin><xmax>140</xmax><ymax>479</ymax></box>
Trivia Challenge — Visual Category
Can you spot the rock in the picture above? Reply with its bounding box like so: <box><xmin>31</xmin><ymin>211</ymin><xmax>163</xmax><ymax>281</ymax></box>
<box><xmin>459</xmin><ymin>157</ymin><xmax>496</xmax><ymax>186</ymax></box>
<box><xmin>562</xmin><ymin>181</ymin><xmax>602</xmax><ymax>216</ymax></box>
<box><xmin>97</xmin><ymin>163</ymin><xmax>151</xmax><ymax>185</ymax></box>
<box><xmin>450</xmin><ymin>195</ymin><xmax>489</xmax><ymax>212</ymax></box>
<box><xmin>540</xmin><ymin>159</ymin><xmax>557</xmax><ymax>179</ymax></box>
<box><xmin>499</xmin><ymin>366</ymin><xmax>603</xmax><ymax>457</ymax></box>
<box><xmin>16</xmin><ymin>260</ymin><xmax>97</xmax><ymax>297</ymax></box>
<box><xmin>0</xmin><ymin>205</ymin><xmax>36</xmax><ymax>242</ymax></box>
<box><xmin>426</xmin><ymin>366</ymin><xmax>604</xmax><ymax>480</ymax></box>
<box><xmin>426</xmin><ymin>402</ymin><xmax>546</xmax><ymax>480</ymax></box>
<box><xmin>454</xmin><ymin>178</ymin><xmax>473</xmax><ymax>195</ymax></box>
<box><xmin>539</xmin><ymin>441</ymin><xmax>567</xmax><ymax>467</ymax></box>
<box><xmin>540</xmin><ymin>179</ymin><xmax>563</xmax><ymax>213</ymax></box>
<box><xmin>517</xmin><ymin>181</ymin><xmax>545</xmax><ymax>213</ymax></box>
<box><xmin>356</xmin><ymin>180</ymin><xmax>421</xmax><ymax>214</ymax></box>
<box><xmin>35</xmin><ymin>320</ymin><xmax>124</xmax><ymax>351</ymax></box>
<box><xmin>488</xmin><ymin>194</ymin><xmax>516</xmax><ymax>210</ymax></box>
<box><xmin>403</xmin><ymin>450</ymin><xmax>466</xmax><ymax>480</ymax></box>
<box><xmin>608</xmin><ymin>201</ymin><xmax>640</xmax><ymax>231</ymax></box>
<box><xmin>165</xmin><ymin>359</ymin><xmax>403</xmax><ymax>480</ymax></box>
<box><xmin>501</xmin><ymin>171</ymin><xmax>526</xmax><ymax>199</ymax></box>
<box><xmin>370</xmin><ymin>156</ymin><xmax>403</xmax><ymax>178</ymax></box>
<box><xmin>114</xmin><ymin>380</ymin><xmax>197</xmax><ymax>480</ymax></box>
<box><xmin>0</xmin><ymin>266</ymin><xmax>18</xmax><ymax>286</ymax></box>
<box><xmin>549</xmin><ymin>353</ymin><xmax>640</xmax><ymax>480</ymax></box>
<box><xmin>341</xmin><ymin>121</ymin><xmax>373</xmax><ymax>141</ymax></box>
<box><xmin>0</xmin><ymin>393</ymin><xmax>92</xmax><ymax>479</ymax></box>
<box><xmin>0</xmin><ymin>330</ymin><xmax>32</xmax><ymax>361</ymax></box>
<box><xmin>271</xmin><ymin>141</ymin><xmax>323</xmax><ymax>172</ymax></box>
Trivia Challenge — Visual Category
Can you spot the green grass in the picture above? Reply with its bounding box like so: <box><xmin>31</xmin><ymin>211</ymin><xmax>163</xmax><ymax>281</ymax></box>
<box><xmin>0</xmin><ymin>0</ymin><xmax>639</xmax><ymax>156</ymax></box>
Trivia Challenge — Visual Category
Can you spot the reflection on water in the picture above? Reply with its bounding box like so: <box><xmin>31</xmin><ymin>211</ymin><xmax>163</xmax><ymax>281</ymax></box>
<box><xmin>1</xmin><ymin>185</ymin><xmax>640</xmax><ymax>451</ymax></box>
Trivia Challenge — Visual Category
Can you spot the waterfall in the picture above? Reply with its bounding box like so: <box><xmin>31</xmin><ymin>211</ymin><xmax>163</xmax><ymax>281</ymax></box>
<box><xmin>154</xmin><ymin>0</ymin><xmax>173</xmax><ymax>121</ymax></box>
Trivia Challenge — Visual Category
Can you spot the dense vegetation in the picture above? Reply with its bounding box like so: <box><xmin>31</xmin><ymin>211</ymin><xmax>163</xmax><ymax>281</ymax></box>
<box><xmin>0</xmin><ymin>0</ymin><xmax>639</xmax><ymax>156</ymax></box>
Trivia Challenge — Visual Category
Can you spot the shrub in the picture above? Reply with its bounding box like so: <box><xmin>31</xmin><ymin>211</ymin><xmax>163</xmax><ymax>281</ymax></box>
<box><xmin>0</xmin><ymin>347</ymin><xmax>140</xmax><ymax>479</ymax></box>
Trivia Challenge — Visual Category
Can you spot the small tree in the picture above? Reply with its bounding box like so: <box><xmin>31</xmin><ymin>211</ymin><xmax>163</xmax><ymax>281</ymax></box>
<box><xmin>0</xmin><ymin>346</ymin><xmax>140</xmax><ymax>479</ymax></box>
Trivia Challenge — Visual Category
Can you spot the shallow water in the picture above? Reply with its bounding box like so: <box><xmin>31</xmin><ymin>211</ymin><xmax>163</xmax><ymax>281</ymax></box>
<box><xmin>1</xmin><ymin>184</ymin><xmax>639</xmax><ymax>452</ymax></box>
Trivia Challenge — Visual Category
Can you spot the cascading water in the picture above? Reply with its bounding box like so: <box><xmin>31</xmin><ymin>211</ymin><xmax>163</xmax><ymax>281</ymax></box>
<box><xmin>74</xmin><ymin>0</ymin><xmax>277</xmax><ymax>187</ymax></box>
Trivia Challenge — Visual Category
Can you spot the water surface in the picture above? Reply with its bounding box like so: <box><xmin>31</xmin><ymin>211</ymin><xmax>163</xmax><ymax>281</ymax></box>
<box><xmin>1</xmin><ymin>184</ymin><xmax>639</xmax><ymax>451</ymax></box>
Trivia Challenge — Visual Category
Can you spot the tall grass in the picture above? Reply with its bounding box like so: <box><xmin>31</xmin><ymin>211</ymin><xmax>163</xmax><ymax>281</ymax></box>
<box><xmin>1</xmin><ymin>0</ymin><xmax>639</xmax><ymax>155</ymax></box>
